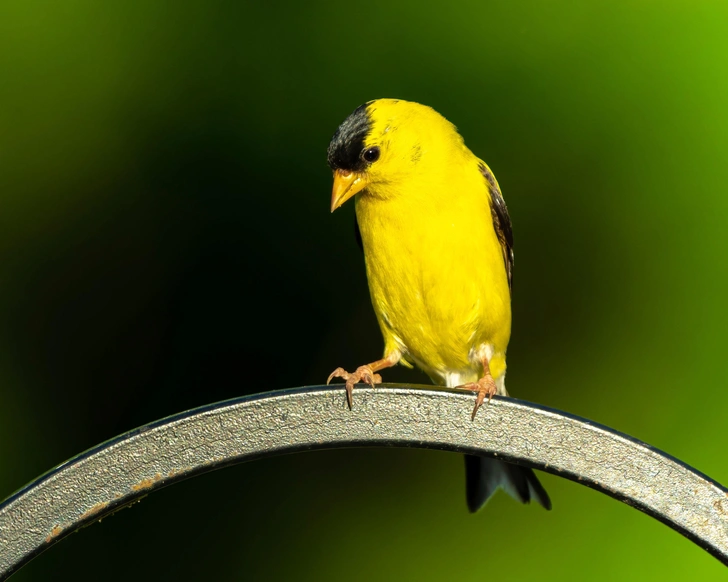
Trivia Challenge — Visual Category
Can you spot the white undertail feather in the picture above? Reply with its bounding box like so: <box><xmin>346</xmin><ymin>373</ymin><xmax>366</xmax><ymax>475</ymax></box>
<box><xmin>442</xmin><ymin>342</ymin><xmax>508</xmax><ymax>395</ymax></box>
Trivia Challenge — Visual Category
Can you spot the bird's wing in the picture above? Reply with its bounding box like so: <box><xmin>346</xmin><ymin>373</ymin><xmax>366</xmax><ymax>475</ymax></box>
<box><xmin>478</xmin><ymin>162</ymin><xmax>513</xmax><ymax>291</ymax></box>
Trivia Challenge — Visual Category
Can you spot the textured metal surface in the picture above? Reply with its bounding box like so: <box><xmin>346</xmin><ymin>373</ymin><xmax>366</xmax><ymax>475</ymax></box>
<box><xmin>1</xmin><ymin>384</ymin><xmax>727</xmax><ymax>578</ymax></box>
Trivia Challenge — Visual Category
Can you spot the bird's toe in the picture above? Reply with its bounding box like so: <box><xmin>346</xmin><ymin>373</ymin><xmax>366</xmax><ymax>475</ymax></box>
<box><xmin>327</xmin><ymin>367</ymin><xmax>349</xmax><ymax>385</ymax></box>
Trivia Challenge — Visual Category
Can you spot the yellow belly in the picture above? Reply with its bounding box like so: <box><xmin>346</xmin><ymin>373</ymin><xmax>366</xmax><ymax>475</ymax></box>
<box><xmin>356</xmin><ymin>187</ymin><xmax>511</xmax><ymax>385</ymax></box>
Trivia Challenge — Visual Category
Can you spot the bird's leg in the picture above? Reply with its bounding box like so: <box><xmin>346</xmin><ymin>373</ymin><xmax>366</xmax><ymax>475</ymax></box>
<box><xmin>327</xmin><ymin>352</ymin><xmax>399</xmax><ymax>409</ymax></box>
<box><xmin>457</xmin><ymin>355</ymin><xmax>498</xmax><ymax>420</ymax></box>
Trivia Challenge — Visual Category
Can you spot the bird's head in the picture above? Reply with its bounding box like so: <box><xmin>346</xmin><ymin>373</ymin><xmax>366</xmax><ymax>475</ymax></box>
<box><xmin>327</xmin><ymin>99</ymin><xmax>463</xmax><ymax>211</ymax></box>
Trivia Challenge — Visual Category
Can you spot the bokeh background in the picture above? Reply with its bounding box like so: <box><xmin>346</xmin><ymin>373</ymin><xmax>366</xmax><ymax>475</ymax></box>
<box><xmin>2</xmin><ymin>1</ymin><xmax>728</xmax><ymax>579</ymax></box>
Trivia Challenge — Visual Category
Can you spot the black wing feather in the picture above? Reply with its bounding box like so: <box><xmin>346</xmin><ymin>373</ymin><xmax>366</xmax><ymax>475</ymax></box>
<box><xmin>478</xmin><ymin>162</ymin><xmax>513</xmax><ymax>291</ymax></box>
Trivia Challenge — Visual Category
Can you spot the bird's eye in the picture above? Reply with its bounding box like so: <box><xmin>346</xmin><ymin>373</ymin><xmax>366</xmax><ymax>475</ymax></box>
<box><xmin>361</xmin><ymin>147</ymin><xmax>380</xmax><ymax>163</ymax></box>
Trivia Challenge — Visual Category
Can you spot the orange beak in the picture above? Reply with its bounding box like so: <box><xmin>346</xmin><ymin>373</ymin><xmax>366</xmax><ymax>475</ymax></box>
<box><xmin>330</xmin><ymin>169</ymin><xmax>369</xmax><ymax>212</ymax></box>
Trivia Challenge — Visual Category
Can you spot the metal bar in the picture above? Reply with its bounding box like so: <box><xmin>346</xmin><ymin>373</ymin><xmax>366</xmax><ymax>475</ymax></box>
<box><xmin>1</xmin><ymin>385</ymin><xmax>726</xmax><ymax>578</ymax></box>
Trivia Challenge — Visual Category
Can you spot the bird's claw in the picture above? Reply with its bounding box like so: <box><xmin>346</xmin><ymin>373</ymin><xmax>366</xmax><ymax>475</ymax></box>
<box><xmin>327</xmin><ymin>365</ymin><xmax>382</xmax><ymax>409</ymax></box>
<box><xmin>457</xmin><ymin>376</ymin><xmax>498</xmax><ymax>420</ymax></box>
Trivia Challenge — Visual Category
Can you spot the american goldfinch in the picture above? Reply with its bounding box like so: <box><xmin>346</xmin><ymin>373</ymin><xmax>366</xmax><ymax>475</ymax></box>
<box><xmin>326</xmin><ymin>99</ymin><xmax>550</xmax><ymax>511</ymax></box>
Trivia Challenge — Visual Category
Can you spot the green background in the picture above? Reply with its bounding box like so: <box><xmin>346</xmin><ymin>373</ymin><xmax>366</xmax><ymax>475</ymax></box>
<box><xmin>2</xmin><ymin>1</ymin><xmax>728</xmax><ymax>579</ymax></box>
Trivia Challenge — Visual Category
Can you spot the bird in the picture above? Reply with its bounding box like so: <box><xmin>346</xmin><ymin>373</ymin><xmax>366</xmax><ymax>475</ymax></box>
<box><xmin>325</xmin><ymin>99</ymin><xmax>551</xmax><ymax>512</ymax></box>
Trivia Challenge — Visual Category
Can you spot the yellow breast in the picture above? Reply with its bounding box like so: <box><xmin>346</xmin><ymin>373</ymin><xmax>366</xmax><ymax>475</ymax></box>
<box><xmin>355</xmin><ymin>158</ymin><xmax>511</xmax><ymax>384</ymax></box>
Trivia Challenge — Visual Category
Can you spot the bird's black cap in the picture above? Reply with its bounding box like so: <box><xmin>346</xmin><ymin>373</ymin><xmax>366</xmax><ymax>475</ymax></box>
<box><xmin>327</xmin><ymin>103</ymin><xmax>371</xmax><ymax>172</ymax></box>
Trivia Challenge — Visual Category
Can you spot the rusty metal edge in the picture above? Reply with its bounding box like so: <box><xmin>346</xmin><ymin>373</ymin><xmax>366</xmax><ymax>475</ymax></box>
<box><xmin>0</xmin><ymin>384</ymin><xmax>726</xmax><ymax>579</ymax></box>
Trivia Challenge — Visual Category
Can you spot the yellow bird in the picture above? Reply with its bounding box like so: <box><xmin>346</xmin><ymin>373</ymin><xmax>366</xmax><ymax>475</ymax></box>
<box><xmin>326</xmin><ymin>99</ymin><xmax>551</xmax><ymax>511</ymax></box>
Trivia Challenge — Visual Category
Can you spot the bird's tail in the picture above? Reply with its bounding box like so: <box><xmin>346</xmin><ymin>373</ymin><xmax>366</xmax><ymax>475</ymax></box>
<box><xmin>441</xmin><ymin>371</ymin><xmax>551</xmax><ymax>511</ymax></box>
<box><xmin>464</xmin><ymin>454</ymin><xmax>552</xmax><ymax>512</ymax></box>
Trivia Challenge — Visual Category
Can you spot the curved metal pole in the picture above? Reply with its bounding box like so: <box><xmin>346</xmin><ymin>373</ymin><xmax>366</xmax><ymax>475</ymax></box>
<box><xmin>1</xmin><ymin>385</ymin><xmax>727</xmax><ymax>578</ymax></box>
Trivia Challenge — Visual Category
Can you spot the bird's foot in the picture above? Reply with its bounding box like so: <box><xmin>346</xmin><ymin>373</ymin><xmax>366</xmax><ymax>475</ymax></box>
<box><xmin>327</xmin><ymin>365</ymin><xmax>382</xmax><ymax>409</ymax></box>
<box><xmin>457</xmin><ymin>375</ymin><xmax>498</xmax><ymax>420</ymax></box>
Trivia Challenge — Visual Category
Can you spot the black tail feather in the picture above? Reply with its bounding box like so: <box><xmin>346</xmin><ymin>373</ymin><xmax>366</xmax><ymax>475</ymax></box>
<box><xmin>465</xmin><ymin>454</ymin><xmax>552</xmax><ymax>513</ymax></box>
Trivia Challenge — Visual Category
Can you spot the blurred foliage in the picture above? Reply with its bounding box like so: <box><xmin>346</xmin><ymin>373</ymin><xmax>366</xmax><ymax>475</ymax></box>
<box><xmin>2</xmin><ymin>0</ymin><xmax>728</xmax><ymax>579</ymax></box>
